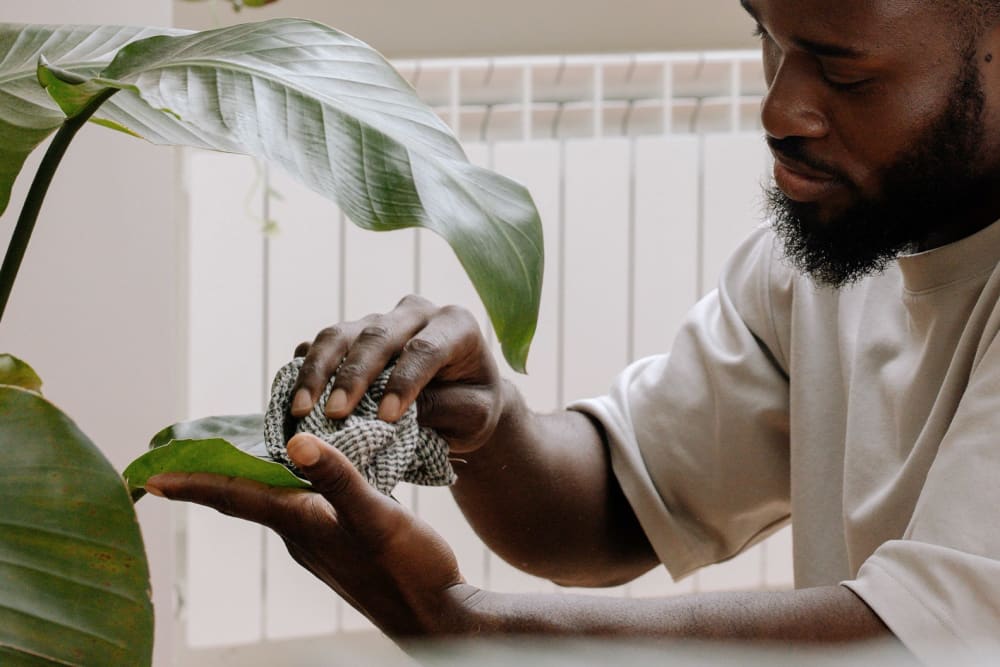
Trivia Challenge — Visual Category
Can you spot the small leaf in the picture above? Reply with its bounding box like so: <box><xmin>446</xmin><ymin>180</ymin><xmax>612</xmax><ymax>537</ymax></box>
<box><xmin>36</xmin><ymin>57</ymin><xmax>112</xmax><ymax>118</ymax></box>
<box><xmin>131</xmin><ymin>414</ymin><xmax>302</xmax><ymax>502</ymax></box>
<box><xmin>0</xmin><ymin>353</ymin><xmax>42</xmax><ymax>393</ymax></box>
<box><xmin>124</xmin><ymin>438</ymin><xmax>311</xmax><ymax>503</ymax></box>
<box><xmin>0</xmin><ymin>386</ymin><xmax>153</xmax><ymax>666</ymax></box>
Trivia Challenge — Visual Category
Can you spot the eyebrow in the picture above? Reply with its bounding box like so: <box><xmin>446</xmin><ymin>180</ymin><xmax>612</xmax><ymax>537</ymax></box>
<box><xmin>740</xmin><ymin>0</ymin><xmax>870</xmax><ymax>60</ymax></box>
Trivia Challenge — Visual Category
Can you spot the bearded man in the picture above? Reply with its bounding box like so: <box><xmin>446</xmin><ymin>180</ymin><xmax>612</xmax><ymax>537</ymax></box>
<box><xmin>148</xmin><ymin>1</ymin><xmax>1000</xmax><ymax>662</ymax></box>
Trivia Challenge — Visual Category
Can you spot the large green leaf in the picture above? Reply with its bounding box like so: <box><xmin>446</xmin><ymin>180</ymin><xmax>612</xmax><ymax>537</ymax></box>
<box><xmin>127</xmin><ymin>413</ymin><xmax>309</xmax><ymax>501</ymax></box>
<box><xmin>0</xmin><ymin>353</ymin><xmax>42</xmax><ymax>393</ymax></box>
<box><xmin>15</xmin><ymin>19</ymin><xmax>543</xmax><ymax>370</ymax></box>
<box><xmin>0</xmin><ymin>386</ymin><xmax>152</xmax><ymax>666</ymax></box>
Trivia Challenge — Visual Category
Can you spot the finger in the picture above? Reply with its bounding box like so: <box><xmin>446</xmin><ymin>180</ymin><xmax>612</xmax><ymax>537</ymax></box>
<box><xmin>293</xmin><ymin>340</ymin><xmax>311</xmax><ymax>357</ymax></box>
<box><xmin>379</xmin><ymin>305</ymin><xmax>485</xmax><ymax>422</ymax></box>
<box><xmin>290</xmin><ymin>325</ymin><xmax>354</xmax><ymax>417</ymax></box>
<box><xmin>326</xmin><ymin>298</ymin><xmax>436</xmax><ymax>419</ymax></box>
<box><xmin>145</xmin><ymin>472</ymin><xmax>306</xmax><ymax>532</ymax></box>
<box><xmin>286</xmin><ymin>433</ymin><xmax>401</xmax><ymax>535</ymax></box>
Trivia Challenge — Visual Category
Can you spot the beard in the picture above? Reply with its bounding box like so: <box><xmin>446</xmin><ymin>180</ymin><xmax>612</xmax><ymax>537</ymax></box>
<box><xmin>766</xmin><ymin>52</ymin><xmax>990</xmax><ymax>288</ymax></box>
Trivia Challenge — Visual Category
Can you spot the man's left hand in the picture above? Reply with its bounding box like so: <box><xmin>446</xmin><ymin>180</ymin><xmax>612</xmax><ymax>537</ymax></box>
<box><xmin>146</xmin><ymin>433</ymin><xmax>474</xmax><ymax>637</ymax></box>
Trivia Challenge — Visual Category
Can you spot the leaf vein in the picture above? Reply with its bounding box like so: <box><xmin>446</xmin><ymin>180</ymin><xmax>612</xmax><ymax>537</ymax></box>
<box><xmin>0</xmin><ymin>603</ymin><xmax>129</xmax><ymax>651</ymax></box>
<box><xmin>0</xmin><ymin>642</ymin><xmax>78</xmax><ymax>667</ymax></box>
<box><xmin>0</xmin><ymin>557</ymin><xmax>149</xmax><ymax>607</ymax></box>
<box><xmin>0</xmin><ymin>520</ymin><xmax>146</xmax><ymax>561</ymax></box>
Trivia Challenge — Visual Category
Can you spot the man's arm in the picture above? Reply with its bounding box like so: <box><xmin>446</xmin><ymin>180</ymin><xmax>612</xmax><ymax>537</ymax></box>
<box><xmin>146</xmin><ymin>435</ymin><xmax>893</xmax><ymax>643</ymax></box>
<box><xmin>447</xmin><ymin>584</ymin><xmax>891</xmax><ymax>642</ymax></box>
<box><xmin>450</xmin><ymin>380</ymin><xmax>659</xmax><ymax>587</ymax></box>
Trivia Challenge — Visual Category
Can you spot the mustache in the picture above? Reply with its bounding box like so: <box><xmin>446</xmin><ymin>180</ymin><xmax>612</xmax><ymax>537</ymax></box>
<box><xmin>766</xmin><ymin>136</ymin><xmax>847</xmax><ymax>183</ymax></box>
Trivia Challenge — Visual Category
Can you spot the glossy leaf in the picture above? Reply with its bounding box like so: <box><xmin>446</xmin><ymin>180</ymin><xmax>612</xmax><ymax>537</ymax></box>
<box><xmin>6</xmin><ymin>19</ymin><xmax>542</xmax><ymax>370</ymax></box>
<box><xmin>0</xmin><ymin>386</ymin><xmax>152</xmax><ymax>666</ymax></box>
<box><xmin>0</xmin><ymin>353</ymin><xmax>42</xmax><ymax>393</ymax></box>
<box><xmin>124</xmin><ymin>438</ymin><xmax>311</xmax><ymax>503</ymax></box>
<box><xmin>131</xmin><ymin>413</ymin><xmax>307</xmax><ymax>502</ymax></box>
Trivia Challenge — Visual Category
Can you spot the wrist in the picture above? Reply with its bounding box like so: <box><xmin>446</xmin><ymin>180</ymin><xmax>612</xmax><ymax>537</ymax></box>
<box><xmin>462</xmin><ymin>380</ymin><xmax>531</xmax><ymax>469</ymax></box>
<box><xmin>423</xmin><ymin>583</ymin><xmax>491</xmax><ymax>636</ymax></box>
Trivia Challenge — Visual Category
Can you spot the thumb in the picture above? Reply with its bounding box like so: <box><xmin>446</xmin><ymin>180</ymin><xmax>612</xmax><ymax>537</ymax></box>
<box><xmin>286</xmin><ymin>433</ymin><xmax>387</xmax><ymax>524</ymax></box>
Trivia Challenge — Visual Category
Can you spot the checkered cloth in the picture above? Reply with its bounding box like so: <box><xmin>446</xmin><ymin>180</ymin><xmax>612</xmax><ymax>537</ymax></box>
<box><xmin>264</xmin><ymin>358</ymin><xmax>456</xmax><ymax>495</ymax></box>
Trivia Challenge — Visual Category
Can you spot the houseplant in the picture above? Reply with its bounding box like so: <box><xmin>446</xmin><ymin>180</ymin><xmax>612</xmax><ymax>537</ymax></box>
<box><xmin>0</xmin><ymin>18</ymin><xmax>542</xmax><ymax>665</ymax></box>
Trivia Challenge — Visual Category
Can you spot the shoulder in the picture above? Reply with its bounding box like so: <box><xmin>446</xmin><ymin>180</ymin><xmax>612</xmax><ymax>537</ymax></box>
<box><xmin>717</xmin><ymin>225</ymin><xmax>798</xmax><ymax>304</ymax></box>
<box><xmin>713</xmin><ymin>225</ymin><xmax>798</xmax><ymax>370</ymax></box>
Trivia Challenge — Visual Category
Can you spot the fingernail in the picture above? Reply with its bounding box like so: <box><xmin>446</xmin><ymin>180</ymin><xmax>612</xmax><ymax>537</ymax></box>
<box><xmin>326</xmin><ymin>388</ymin><xmax>347</xmax><ymax>415</ymax></box>
<box><xmin>292</xmin><ymin>389</ymin><xmax>312</xmax><ymax>415</ymax></box>
<box><xmin>288</xmin><ymin>435</ymin><xmax>321</xmax><ymax>467</ymax></box>
<box><xmin>380</xmin><ymin>393</ymin><xmax>401</xmax><ymax>422</ymax></box>
<box><xmin>145</xmin><ymin>483</ymin><xmax>165</xmax><ymax>498</ymax></box>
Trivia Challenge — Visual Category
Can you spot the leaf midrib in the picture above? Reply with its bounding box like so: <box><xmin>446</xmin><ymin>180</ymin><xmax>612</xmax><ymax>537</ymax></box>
<box><xmin>107</xmin><ymin>57</ymin><xmax>457</xmax><ymax>147</ymax></box>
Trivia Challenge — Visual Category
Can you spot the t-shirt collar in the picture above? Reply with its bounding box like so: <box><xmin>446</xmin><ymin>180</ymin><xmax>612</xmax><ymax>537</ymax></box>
<box><xmin>896</xmin><ymin>217</ymin><xmax>1000</xmax><ymax>294</ymax></box>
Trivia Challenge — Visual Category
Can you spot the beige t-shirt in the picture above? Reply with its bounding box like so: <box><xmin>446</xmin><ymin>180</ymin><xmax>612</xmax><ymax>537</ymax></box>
<box><xmin>572</xmin><ymin>219</ymin><xmax>1000</xmax><ymax>661</ymax></box>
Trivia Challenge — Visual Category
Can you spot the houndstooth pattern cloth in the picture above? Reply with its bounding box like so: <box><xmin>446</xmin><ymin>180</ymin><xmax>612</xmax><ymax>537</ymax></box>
<box><xmin>264</xmin><ymin>357</ymin><xmax>456</xmax><ymax>495</ymax></box>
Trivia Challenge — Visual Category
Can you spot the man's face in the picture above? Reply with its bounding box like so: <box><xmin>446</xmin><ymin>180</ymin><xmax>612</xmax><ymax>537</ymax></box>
<box><xmin>744</xmin><ymin>0</ymin><xmax>1000</xmax><ymax>287</ymax></box>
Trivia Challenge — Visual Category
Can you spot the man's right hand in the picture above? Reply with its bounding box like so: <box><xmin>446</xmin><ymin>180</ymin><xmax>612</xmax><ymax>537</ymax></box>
<box><xmin>290</xmin><ymin>295</ymin><xmax>503</xmax><ymax>454</ymax></box>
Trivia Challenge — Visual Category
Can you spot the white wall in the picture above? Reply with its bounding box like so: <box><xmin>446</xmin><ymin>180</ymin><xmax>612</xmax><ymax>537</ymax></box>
<box><xmin>174</xmin><ymin>0</ymin><xmax>758</xmax><ymax>58</ymax></box>
<box><xmin>0</xmin><ymin>3</ymin><xmax>181</xmax><ymax>666</ymax></box>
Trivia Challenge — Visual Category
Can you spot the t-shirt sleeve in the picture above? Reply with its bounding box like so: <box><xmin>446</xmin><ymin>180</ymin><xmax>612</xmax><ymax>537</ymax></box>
<box><xmin>842</xmin><ymin>328</ymin><xmax>1000</xmax><ymax>661</ymax></box>
<box><xmin>569</xmin><ymin>227</ymin><xmax>793</xmax><ymax>580</ymax></box>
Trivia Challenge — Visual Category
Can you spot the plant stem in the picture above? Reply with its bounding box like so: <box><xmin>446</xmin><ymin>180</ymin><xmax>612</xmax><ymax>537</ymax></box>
<box><xmin>0</xmin><ymin>88</ymin><xmax>119</xmax><ymax>324</ymax></box>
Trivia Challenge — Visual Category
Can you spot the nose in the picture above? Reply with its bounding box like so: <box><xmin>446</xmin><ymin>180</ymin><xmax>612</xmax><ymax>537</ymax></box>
<box><xmin>760</xmin><ymin>54</ymin><xmax>829</xmax><ymax>141</ymax></box>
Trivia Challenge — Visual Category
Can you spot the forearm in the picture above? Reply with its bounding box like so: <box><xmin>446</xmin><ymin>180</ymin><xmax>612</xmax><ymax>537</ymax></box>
<box><xmin>450</xmin><ymin>380</ymin><xmax>658</xmax><ymax>586</ymax></box>
<box><xmin>442</xmin><ymin>584</ymin><xmax>894</xmax><ymax>643</ymax></box>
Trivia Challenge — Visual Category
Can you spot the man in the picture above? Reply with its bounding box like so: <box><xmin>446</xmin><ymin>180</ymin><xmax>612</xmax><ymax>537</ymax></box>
<box><xmin>147</xmin><ymin>1</ymin><xmax>1000</xmax><ymax>661</ymax></box>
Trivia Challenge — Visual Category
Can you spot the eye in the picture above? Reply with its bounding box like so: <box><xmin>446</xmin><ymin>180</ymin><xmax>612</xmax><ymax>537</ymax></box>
<box><xmin>820</xmin><ymin>69</ymin><xmax>873</xmax><ymax>92</ymax></box>
<box><xmin>825</xmin><ymin>79</ymin><xmax>869</xmax><ymax>92</ymax></box>
<box><xmin>752</xmin><ymin>21</ymin><xmax>781</xmax><ymax>58</ymax></box>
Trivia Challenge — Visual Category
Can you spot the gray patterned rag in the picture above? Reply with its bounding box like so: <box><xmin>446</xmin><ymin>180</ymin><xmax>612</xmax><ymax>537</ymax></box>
<box><xmin>264</xmin><ymin>357</ymin><xmax>456</xmax><ymax>495</ymax></box>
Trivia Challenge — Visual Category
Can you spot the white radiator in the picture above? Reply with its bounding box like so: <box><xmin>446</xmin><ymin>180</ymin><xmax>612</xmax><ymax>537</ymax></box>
<box><xmin>176</xmin><ymin>50</ymin><xmax>789</xmax><ymax>658</ymax></box>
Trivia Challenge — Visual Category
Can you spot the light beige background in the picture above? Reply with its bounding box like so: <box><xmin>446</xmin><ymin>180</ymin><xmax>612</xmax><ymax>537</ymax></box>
<box><xmin>173</xmin><ymin>0</ymin><xmax>758</xmax><ymax>57</ymax></box>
